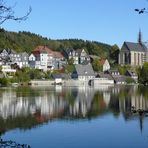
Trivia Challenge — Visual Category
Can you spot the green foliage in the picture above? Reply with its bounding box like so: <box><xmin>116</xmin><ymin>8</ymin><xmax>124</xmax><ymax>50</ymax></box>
<box><xmin>64</xmin><ymin>64</ymin><xmax>75</xmax><ymax>74</ymax></box>
<box><xmin>0</xmin><ymin>78</ymin><xmax>9</xmax><ymax>86</ymax></box>
<box><xmin>28</xmin><ymin>69</ymin><xmax>43</xmax><ymax>80</ymax></box>
<box><xmin>68</xmin><ymin>58</ymin><xmax>74</xmax><ymax>65</ymax></box>
<box><xmin>138</xmin><ymin>62</ymin><xmax>148</xmax><ymax>85</ymax></box>
<box><xmin>125</xmin><ymin>77</ymin><xmax>135</xmax><ymax>84</ymax></box>
<box><xmin>92</xmin><ymin>58</ymin><xmax>102</xmax><ymax>72</ymax></box>
<box><xmin>118</xmin><ymin>65</ymin><xmax>131</xmax><ymax>75</ymax></box>
<box><xmin>0</xmin><ymin>28</ymin><xmax>112</xmax><ymax>57</ymax></box>
<box><xmin>11</xmin><ymin>68</ymin><xmax>44</xmax><ymax>83</ymax></box>
<box><xmin>110</xmin><ymin>44</ymin><xmax>120</xmax><ymax>65</ymax></box>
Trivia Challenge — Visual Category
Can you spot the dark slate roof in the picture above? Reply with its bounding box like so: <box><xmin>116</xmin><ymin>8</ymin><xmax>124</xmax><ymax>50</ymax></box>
<box><xmin>124</xmin><ymin>42</ymin><xmax>147</xmax><ymax>52</ymax></box>
<box><xmin>75</xmin><ymin>49</ymin><xmax>83</xmax><ymax>56</ymax></box>
<box><xmin>76</xmin><ymin>49</ymin><xmax>89</xmax><ymax>57</ymax></box>
<box><xmin>75</xmin><ymin>64</ymin><xmax>95</xmax><ymax>76</ymax></box>
<box><xmin>125</xmin><ymin>70</ymin><xmax>137</xmax><ymax>77</ymax></box>
<box><xmin>97</xmin><ymin>72</ymin><xmax>113</xmax><ymax>80</ymax></box>
<box><xmin>52</xmin><ymin>73</ymin><xmax>70</xmax><ymax>79</ymax></box>
<box><xmin>111</xmin><ymin>75</ymin><xmax>127</xmax><ymax>83</ymax></box>
<box><xmin>64</xmin><ymin>48</ymin><xmax>75</xmax><ymax>54</ymax></box>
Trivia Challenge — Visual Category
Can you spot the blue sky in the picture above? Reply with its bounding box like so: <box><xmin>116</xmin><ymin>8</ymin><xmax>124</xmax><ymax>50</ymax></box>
<box><xmin>1</xmin><ymin>0</ymin><xmax>148</xmax><ymax>47</ymax></box>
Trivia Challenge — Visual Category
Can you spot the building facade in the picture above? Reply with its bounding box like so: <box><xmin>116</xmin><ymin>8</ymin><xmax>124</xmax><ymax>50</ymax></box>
<box><xmin>119</xmin><ymin>42</ymin><xmax>147</xmax><ymax>66</ymax></box>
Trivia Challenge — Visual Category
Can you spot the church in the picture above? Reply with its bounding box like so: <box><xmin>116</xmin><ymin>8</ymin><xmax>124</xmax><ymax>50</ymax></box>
<box><xmin>118</xmin><ymin>31</ymin><xmax>148</xmax><ymax>66</ymax></box>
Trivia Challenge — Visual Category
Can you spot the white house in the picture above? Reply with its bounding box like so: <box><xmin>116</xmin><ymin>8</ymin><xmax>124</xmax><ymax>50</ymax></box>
<box><xmin>72</xmin><ymin>64</ymin><xmax>95</xmax><ymax>81</ymax></box>
<box><xmin>99</xmin><ymin>59</ymin><xmax>110</xmax><ymax>72</ymax></box>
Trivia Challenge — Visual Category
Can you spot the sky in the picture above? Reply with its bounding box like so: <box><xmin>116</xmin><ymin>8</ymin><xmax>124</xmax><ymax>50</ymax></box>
<box><xmin>1</xmin><ymin>0</ymin><xmax>148</xmax><ymax>47</ymax></box>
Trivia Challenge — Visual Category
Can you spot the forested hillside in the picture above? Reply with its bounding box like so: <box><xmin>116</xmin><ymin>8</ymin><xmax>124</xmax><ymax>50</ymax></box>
<box><xmin>0</xmin><ymin>28</ymin><xmax>114</xmax><ymax>58</ymax></box>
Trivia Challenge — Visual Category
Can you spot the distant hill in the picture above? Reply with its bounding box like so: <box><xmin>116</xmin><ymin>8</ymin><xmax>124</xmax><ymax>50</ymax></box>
<box><xmin>0</xmin><ymin>28</ymin><xmax>112</xmax><ymax>58</ymax></box>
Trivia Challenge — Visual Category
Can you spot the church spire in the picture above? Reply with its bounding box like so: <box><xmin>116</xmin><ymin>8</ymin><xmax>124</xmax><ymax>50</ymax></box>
<box><xmin>138</xmin><ymin>29</ymin><xmax>142</xmax><ymax>44</ymax></box>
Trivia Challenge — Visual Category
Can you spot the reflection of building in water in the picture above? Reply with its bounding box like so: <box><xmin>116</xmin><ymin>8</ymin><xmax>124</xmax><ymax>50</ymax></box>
<box><xmin>0</xmin><ymin>86</ymin><xmax>148</xmax><ymax>125</ymax></box>
<box><xmin>69</xmin><ymin>87</ymin><xmax>95</xmax><ymax>117</ymax></box>
<box><xmin>131</xmin><ymin>95</ymin><xmax>148</xmax><ymax>110</ymax></box>
<box><xmin>103</xmin><ymin>92</ymin><xmax>110</xmax><ymax>107</ymax></box>
<box><xmin>94</xmin><ymin>84</ymin><xmax>113</xmax><ymax>92</ymax></box>
<box><xmin>0</xmin><ymin>89</ymin><xmax>67</xmax><ymax>120</ymax></box>
<box><xmin>0</xmin><ymin>87</ymin><xmax>97</xmax><ymax>120</ymax></box>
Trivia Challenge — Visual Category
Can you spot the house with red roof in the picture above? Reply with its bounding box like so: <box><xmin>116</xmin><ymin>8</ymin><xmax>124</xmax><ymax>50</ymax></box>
<box><xmin>99</xmin><ymin>59</ymin><xmax>110</xmax><ymax>72</ymax></box>
<box><xmin>29</xmin><ymin>46</ymin><xmax>65</xmax><ymax>71</ymax></box>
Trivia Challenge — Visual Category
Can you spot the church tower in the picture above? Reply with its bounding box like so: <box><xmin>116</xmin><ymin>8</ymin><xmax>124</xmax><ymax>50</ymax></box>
<box><xmin>138</xmin><ymin>29</ymin><xmax>142</xmax><ymax>44</ymax></box>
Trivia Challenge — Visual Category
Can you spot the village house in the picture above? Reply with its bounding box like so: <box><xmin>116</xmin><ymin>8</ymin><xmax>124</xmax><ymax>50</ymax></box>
<box><xmin>63</xmin><ymin>48</ymin><xmax>90</xmax><ymax>64</ymax></box>
<box><xmin>29</xmin><ymin>46</ymin><xmax>65</xmax><ymax>71</ymax></box>
<box><xmin>0</xmin><ymin>49</ymin><xmax>15</xmax><ymax>65</ymax></box>
<box><xmin>0</xmin><ymin>49</ymin><xmax>29</xmax><ymax>68</ymax></box>
<box><xmin>98</xmin><ymin>59</ymin><xmax>110</xmax><ymax>72</ymax></box>
<box><xmin>71</xmin><ymin>63</ymin><xmax>95</xmax><ymax>81</ymax></box>
<box><xmin>10</xmin><ymin>52</ymin><xmax>29</xmax><ymax>68</ymax></box>
<box><xmin>29</xmin><ymin>46</ymin><xmax>50</xmax><ymax>71</ymax></box>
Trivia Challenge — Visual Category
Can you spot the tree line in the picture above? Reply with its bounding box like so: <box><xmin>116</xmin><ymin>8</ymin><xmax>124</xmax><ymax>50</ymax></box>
<box><xmin>0</xmin><ymin>28</ymin><xmax>115</xmax><ymax>56</ymax></box>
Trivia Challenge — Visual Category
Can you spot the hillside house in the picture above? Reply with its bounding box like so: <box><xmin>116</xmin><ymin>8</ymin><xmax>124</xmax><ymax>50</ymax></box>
<box><xmin>63</xmin><ymin>48</ymin><xmax>90</xmax><ymax>64</ymax></box>
<box><xmin>29</xmin><ymin>46</ymin><xmax>65</xmax><ymax>71</ymax></box>
<box><xmin>99</xmin><ymin>59</ymin><xmax>110</xmax><ymax>72</ymax></box>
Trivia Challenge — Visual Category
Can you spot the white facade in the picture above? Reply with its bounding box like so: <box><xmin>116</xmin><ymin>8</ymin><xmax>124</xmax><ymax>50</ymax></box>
<box><xmin>29</xmin><ymin>54</ymin><xmax>36</xmax><ymax>61</ymax></box>
<box><xmin>103</xmin><ymin>59</ymin><xmax>110</xmax><ymax>72</ymax></box>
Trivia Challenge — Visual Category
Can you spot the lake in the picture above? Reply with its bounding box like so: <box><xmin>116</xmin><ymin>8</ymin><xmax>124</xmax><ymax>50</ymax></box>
<box><xmin>0</xmin><ymin>85</ymin><xmax>148</xmax><ymax>148</ymax></box>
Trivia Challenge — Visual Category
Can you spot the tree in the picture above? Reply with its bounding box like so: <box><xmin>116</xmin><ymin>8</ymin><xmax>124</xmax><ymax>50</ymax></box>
<box><xmin>110</xmin><ymin>44</ymin><xmax>120</xmax><ymax>65</ymax></box>
<box><xmin>0</xmin><ymin>0</ymin><xmax>31</xmax><ymax>25</ymax></box>
<box><xmin>68</xmin><ymin>57</ymin><xmax>74</xmax><ymax>65</ymax></box>
<box><xmin>138</xmin><ymin>62</ymin><xmax>148</xmax><ymax>85</ymax></box>
<box><xmin>92</xmin><ymin>58</ymin><xmax>102</xmax><ymax>72</ymax></box>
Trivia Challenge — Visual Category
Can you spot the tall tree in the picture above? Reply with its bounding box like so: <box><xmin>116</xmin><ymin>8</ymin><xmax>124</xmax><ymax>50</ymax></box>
<box><xmin>0</xmin><ymin>0</ymin><xmax>31</xmax><ymax>25</ymax></box>
<box><xmin>110</xmin><ymin>44</ymin><xmax>120</xmax><ymax>65</ymax></box>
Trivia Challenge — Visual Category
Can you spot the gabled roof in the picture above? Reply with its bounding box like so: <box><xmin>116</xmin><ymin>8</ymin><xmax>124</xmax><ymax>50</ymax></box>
<box><xmin>7</xmin><ymin>49</ymin><xmax>17</xmax><ymax>54</ymax></box>
<box><xmin>126</xmin><ymin>70</ymin><xmax>137</xmax><ymax>77</ymax></box>
<box><xmin>75</xmin><ymin>48</ymin><xmax>88</xmax><ymax>57</ymax></box>
<box><xmin>124</xmin><ymin>42</ymin><xmax>147</xmax><ymax>52</ymax></box>
<box><xmin>64</xmin><ymin>48</ymin><xmax>75</xmax><ymax>54</ymax></box>
<box><xmin>75</xmin><ymin>49</ymin><xmax>83</xmax><ymax>55</ymax></box>
<box><xmin>33</xmin><ymin>46</ymin><xmax>64</xmax><ymax>58</ymax></box>
<box><xmin>21</xmin><ymin>52</ymin><xmax>29</xmax><ymax>57</ymax></box>
<box><xmin>33</xmin><ymin>46</ymin><xmax>52</xmax><ymax>55</ymax></box>
<box><xmin>75</xmin><ymin>64</ymin><xmax>95</xmax><ymax>76</ymax></box>
<box><xmin>97</xmin><ymin>72</ymin><xmax>113</xmax><ymax>80</ymax></box>
<box><xmin>50</xmin><ymin>51</ymin><xmax>64</xmax><ymax>58</ymax></box>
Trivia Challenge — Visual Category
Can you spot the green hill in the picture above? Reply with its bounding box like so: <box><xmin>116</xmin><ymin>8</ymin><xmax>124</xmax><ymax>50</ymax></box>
<box><xmin>0</xmin><ymin>28</ymin><xmax>112</xmax><ymax>58</ymax></box>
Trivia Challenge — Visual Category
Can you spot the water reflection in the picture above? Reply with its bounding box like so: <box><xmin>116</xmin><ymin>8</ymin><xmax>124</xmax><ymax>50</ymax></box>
<box><xmin>0</xmin><ymin>85</ymin><xmax>148</xmax><ymax>134</ymax></box>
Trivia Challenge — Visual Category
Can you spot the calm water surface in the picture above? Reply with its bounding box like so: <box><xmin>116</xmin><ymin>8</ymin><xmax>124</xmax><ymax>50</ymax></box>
<box><xmin>0</xmin><ymin>85</ymin><xmax>148</xmax><ymax>148</ymax></box>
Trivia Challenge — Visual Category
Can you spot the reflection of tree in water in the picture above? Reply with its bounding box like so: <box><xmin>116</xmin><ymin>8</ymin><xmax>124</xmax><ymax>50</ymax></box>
<box><xmin>137</xmin><ymin>86</ymin><xmax>148</xmax><ymax>99</ymax></box>
<box><xmin>0</xmin><ymin>115</ymin><xmax>40</xmax><ymax>136</ymax></box>
<box><xmin>0</xmin><ymin>85</ymin><xmax>148</xmax><ymax>135</ymax></box>
<box><xmin>0</xmin><ymin>137</ymin><xmax>30</xmax><ymax>148</ymax></box>
<box><xmin>109</xmin><ymin>93</ymin><xmax>120</xmax><ymax>117</ymax></box>
<box><xmin>88</xmin><ymin>91</ymin><xmax>107</xmax><ymax>118</ymax></box>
